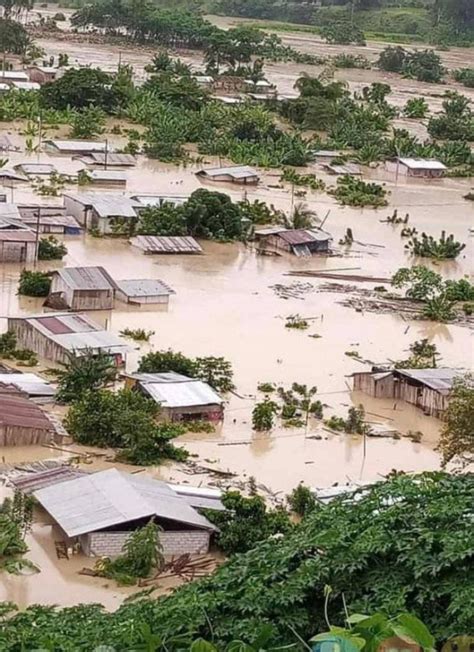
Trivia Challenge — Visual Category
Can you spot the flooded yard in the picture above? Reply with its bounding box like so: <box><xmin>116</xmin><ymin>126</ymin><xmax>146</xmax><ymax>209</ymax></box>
<box><xmin>0</xmin><ymin>17</ymin><xmax>472</xmax><ymax>610</ymax></box>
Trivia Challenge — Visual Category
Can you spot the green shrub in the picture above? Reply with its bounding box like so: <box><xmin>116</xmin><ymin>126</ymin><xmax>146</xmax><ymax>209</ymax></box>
<box><xmin>18</xmin><ymin>270</ymin><xmax>51</xmax><ymax>297</ymax></box>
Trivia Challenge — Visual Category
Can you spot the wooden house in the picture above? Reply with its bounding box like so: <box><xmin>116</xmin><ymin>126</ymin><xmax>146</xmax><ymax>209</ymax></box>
<box><xmin>255</xmin><ymin>227</ymin><xmax>332</xmax><ymax>257</ymax></box>
<box><xmin>0</xmin><ymin>228</ymin><xmax>36</xmax><ymax>263</ymax></box>
<box><xmin>28</xmin><ymin>65</ymin><xmax>61</xmax><ymax>85</ymax></box>
<box><xmin>44</xmin><ymin>140</ymin><xmax>109</xmax><ymax>156</ymax></box>
<box><xmin>115</xmin><ymin>279</ymin><xmax>175</xmax><ymax>306</ymax></box>
<box><xmin>196</xmin><ymin>165</ymin><xmax>260</xmax><ymax>185</ymax></box>
<box><xmin>125</xmin><ymin>372</ymin><xmax>224</xmax><ymax>422</ymax></box>
<box><xmin>0</xmin><ymin>385</ymin><xmax>58</xmax><ymax>447</ymax></box>
<box><xmin>352</xmin><ymin>367</ymin><xmax>460</xmax><ymax>418</ymax></box>
<box><xmin>63</xmin><ymin>193</ymin><xmax>142</xmax><ymax>234</ymax></box>
<box><xmin>385</xmin><ymin>158</ymin><xmax>446</xmax><ymax>179</ymax></box>
<box><xmin>7</xmin><ymin>312</ymin><xmax>129</xmax><ymax>366</ymax></box>
<box><xmin>48</xmin><ymin>266</ymin><xmax>117</xmax><ymax>311</ymax></box>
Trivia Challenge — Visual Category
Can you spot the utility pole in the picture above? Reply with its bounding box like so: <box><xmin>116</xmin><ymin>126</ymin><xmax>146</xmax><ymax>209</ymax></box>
<box><xmin>34</xmin><ymin>206</ymin><xmax>41</xmax><ymax>267</ymax></box>
<box><xmin>104</xmin><ymin>138</ymin><xmax>109</xmax><ymax>170</ymax></box>
<box><xmin>37</xmin><ymin>113</ymin><xmax>43</xmax><ymax>160</ymax></box>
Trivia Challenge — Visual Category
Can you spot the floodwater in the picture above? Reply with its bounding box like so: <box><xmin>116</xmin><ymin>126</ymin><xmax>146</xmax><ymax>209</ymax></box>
<box><xmin>0</xmin><ymin>18</ymin><xmax>473</xmax><ymax>609</ymax></box>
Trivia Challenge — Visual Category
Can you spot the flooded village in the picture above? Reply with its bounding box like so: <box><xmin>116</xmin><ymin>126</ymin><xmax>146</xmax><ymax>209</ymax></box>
<box><xmin>0</xmin><ymin>1</ymin><xmax>472</xmax><ymax>621</ymax></box>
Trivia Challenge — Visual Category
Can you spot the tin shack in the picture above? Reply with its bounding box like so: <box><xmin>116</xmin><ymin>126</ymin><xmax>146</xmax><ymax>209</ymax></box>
<box><xmin>63</xmin><ymin>193</ymin><xmax>142</xmax><ymax>235</ymax></box>
<box><xmin>196</xmin><ymin>165</ymin><xmax>260</xmax><ymax>185</ymax></box>
<box><xmin>48</xmin><ymin>266</ymin><xmax>117</xmax><ymax>311</ymax></box>
<box><xmin>385</xmin><ymin>158</ymin><xmax>447</xmax><ymax>179</ymax></box>
<box><xmin>352</xmin><ymin>367</ymin><xmax>460</xmax><ymax>418</ymax></box>
<box><xmin>0</xmin><ymin>385</ymin><xmax>58</xmax><ymax>446</ymax></box>
<box><xmin>7</xmin><ymin>312</ymin><xmax>129</xmax><ymax>366</ymax></box>
<box><xmin>125</xmin><ymin>372</ymin><xmax>224</xmax><ymax>422</ymax></box>
<box><xmin>255</xmin><ymin>227</ymin><xmax>332</xmax><ymax>257</ymax></box>
<box><xmin>115</xmin><ymin>279</ymin><xmax>175</xmax><ymax>306</ymax></box>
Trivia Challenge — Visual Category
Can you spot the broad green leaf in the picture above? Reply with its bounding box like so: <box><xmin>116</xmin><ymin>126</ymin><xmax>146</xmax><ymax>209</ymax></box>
<box><xmin>191</xmin><ymin>639</ymin><xmax>219</xmax><ymax>652</ymax></box>
<box><xmin>347</xmin><ymin>614</ymin><xmax>370</xmax><ymax>625</ymax></box>
<box><xmin>392</xmin><ymin>613</ymin><xmax>435</xmax><ymax>651</ymax></box>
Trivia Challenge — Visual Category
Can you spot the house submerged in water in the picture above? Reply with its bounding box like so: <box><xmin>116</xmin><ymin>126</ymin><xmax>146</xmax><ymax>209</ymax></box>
<box><xmin>352</xmin><ymin>367</ymin><xmax>461</xmax><ymax>419</ymax></box>
<box><xmin>255</xmin><ymin>227</ymin><xmax>332</xmax><ymax>257</ymax></box>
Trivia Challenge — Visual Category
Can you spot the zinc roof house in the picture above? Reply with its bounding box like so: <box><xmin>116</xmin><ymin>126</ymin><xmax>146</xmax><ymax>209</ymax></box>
<box><xmin>0</xmin><ymin>372</ymin><xmax>55</xmax><ymax>399</ymax></box>
<box><xmin>15</xmin><ymin>163</ymin><xmax>57</xmax><ymax>177</ymax></box>
<box><xmin>44</xmin><ymin>140</ymin><xmax>109</xmax><ymax>155</ymax></box>
<box><xmin>88</xmin><ymin>170</ymin><xmax>127</xmax><ymax>187</ymax></box>
<box><xmin>255</xmin><ymin>227</ymin><xmax>332</xmax><ymax>257</ymax></box>
<box><xmin>34</xmin><ymin>468</ymin><xmax>217</xmax><ymax>557</ymax></box>
<box><xmin>353</xmin><ymin>367</ymin><xmax>462</xmax><ymax>419</ymax></box>
<box><xmin>18</xmin><ymin>207</ymin><xmax>81</xmax><ymax>235</ymax></box>
<box><xmin>7</xmin><ymin>312</ymin><xmax>129</xmax><ymax>366</ymax></box>
<box><xmin>0</xmin><ymin>224</ymin><xmax>36</xmax><ymax>263</ymax></box>
<box><xmin>63</xmin><ymin>192</ymin><xmax>143</xmax><ymax>234</ymax></box>
<box><xmin>47</xmin><ymin>266</ymin><xmax>118</xmax><ymax>311</ymax></box>
<box><xmin>0</xmin><ymin>70</ymin><xmax>29</xmax><ymax>83</ymax></box>
<box><xmin>77</xmin><ymin>152</ymin><xmax>136</xmax><ymax>168</ymax></box>
<box><xmin>28</xmin><ymin>65</ymin><xmax>61</xmax><ymax>85</ymax></box>
<box><xmin>130</xmin><ymin>234</ymin><xmax>202</xmax><ymax>255</ymax></box>
<box><xmin>115</xmin><ymin>278</ymin><xmax>175</xmax><ymax>306</ymax></box>
<box><xmin>196</xmin><ymin>165</ymin><xmax>260</xmax><ymax>185</ymax></box>
<box><xmin>125</xmin><ymin>372</ymin><xmax>224</xmax><ymax>422</ymax></box>
<box><xmin>0</xmin><ymin>385</ymin><xmax>58</xmax><ymax>446</ymax></box>
<box><xmin>386</xmin><ymin>158</ymin><xmax>447</xmax><ymax>179</ymax></box>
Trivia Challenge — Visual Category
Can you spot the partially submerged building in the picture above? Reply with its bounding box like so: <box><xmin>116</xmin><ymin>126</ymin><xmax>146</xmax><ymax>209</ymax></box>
<box><xmin>386</xmin><ymin>158</ymin><xmax>447</xmax><ymax>179</ymax></box>
<box><xmin>77</xmin><ymin>152</ymin><xmax>136</xmax><ymax>168</ymax></box>
<box><xmin>0</xmin><ymin>71</ymin><xmax>29</xmax><ymax>85</ymax></box>
<box><xmin>7</xmin><ymin>312</ymin><xmax>129</xmax><ymax>366</ymax></box>
<box><xmin>125</xmin><ymin>372</ymin><xmax>224</xmax><ymax>422</ymax></box>
<box><xmin>352</xmin><ymin>367</ymin><xmax>461</xmax><ymax>418</ymax></box>
<box><xmin>15</xmin><ymin>163</ymin><xmax>57</xmax><ymax>177</ymax></box>
<box><xmin>33</xmin><ymin>468</ymin><xmax>217</xmax><ymax>556</ymax></box>
<box><xmin>28</xmin><ymin>65</ymin><xmax>61</xmax><ymax>85</ymax></box>
<box><xmin>0</xmin><ymin>386</ymin><xmax>58</xmax><ymax>446</ymax></box>
<box><xmin>18</xmin><ymin>205</ymin><xmax>81</xmax><ymax>235</ymax></box>
<box><xmin>196</xmin><ymin>165</ymin><xmax>260</xmax><ymax>185</ymax></box>
<box><xmin>0</xmin><ymin>372</ymin><xmax>55</xmax><ymax>399</ymax></box>
<box><xmin>130</xmin><ymin>234</ymin><xmax>202</xmax><ymax>255</ymax></box>
<box><xmin>255</xmin><ymin>227</ymin><xmax>332</xmax><ymax>257</ymax></box>
<box><xmin>115</xmin><ymin>279</ymin><xmax>175</xmax><ymax>306</ymax></box>
<box><xmin>323</xmin><ymin>163</ymin><xmax>361</xmax><ymax>176</ymax></box>
<box><xmin>88</xmin><ymin>170</ymin><xmax>127</xmax><ymax>187</ymax></box>
<box><xmin>48</xmin><ymin>266</ymin><xmax>117</xmax><ymax>311</ymax></box>
<box><xmin>44</xmin><ymin>140</ymin><xmax>109</xmax><ymax>156</ymax></box>
<box><xmin>63</xmin><ymin>193</ymin><xmax>142</xmax><ymax>234</ymax></box>
<box><xmin>0</xmin><ymin>228</ymin><xmax>36</xmax><ymax>263</ymax></box>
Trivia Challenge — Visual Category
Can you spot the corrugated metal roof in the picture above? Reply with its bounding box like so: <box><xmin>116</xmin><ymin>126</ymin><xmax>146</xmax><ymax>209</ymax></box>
<box><xmin>64</xmin><ymin>193</ymin><xmax>141</xmax><ymax>218</ymax></box>
<box><xmin>10</xmin><ymin>466</ymin><xmax>87</xmax><ymax>494</ymax></box>
<box><xmin>19</xmin><ymin>312</ymin><xmax>130</xmax><ymax>355</ymax></box>
<box><xmin>396</xmin><ymin>368</ymin><xmax>461</xmax><ymax>392</ymax></box>
<box><xmin>130</xmin><ymin>235</ymin><xmax>202</xmax><ymax>254</ymax></box>
<box><xmin>21</xmin><ymin>214</ymin><xmax>81</xmax><ymax>229</ymax></box>
<box><xmin>55</xmin><ymin>266</ymin><xmax>117</xmax><ymax>291</ymax></box>
<box><xmin>324</xmin><ymin>163</ymin><xmax>361</xmax><ymax>175</ymax></box>
<box><xmin>0</xmin><ymin>230</ymin><xmax>36</xmax><ymax>242</ymax></box>
<box><xmin>134</xmin><ymin>374</ymin><xmax>223</xmax><ymax>408</ymax></box>
<box><xmin>87</xmin><ymin>153</ymin><xmax>136</xmax><ymax>166</ymax></box>
<box><xmin>0</xmin><ymin>204</ymin><xmax>22</xmax><ymax>220</ymax></box>
<box><xmin>0</xmin><ymin>71</ymin><xmax>29</xmax><ymax>81</ymax></box>
<box><xmin>0</xmin><ymin>373</ymin><xmax>55</xmax><ymax>397</ymax></box>
<box><xmin>90</xmin><ymin>170</ymin><xmax>127</xmax><ymax>182</ymax></box>
<box><xmin>45</xmin><ymin>140</ymin><xmax>108</xmax><ymax>153</ymax></box>
<box><xmin>34</xmin><ymin>468</ymin><xmax>216</xmax><ymax>537</ymax></box>
<box><xmin>0</xmin><ymin>391</ymin><xmax>56</xmax><ymax>431</ymax></box>
<box><xmin>115</xmin><ymin>278</ymin><xmax>175</xmax><ymax>298</ymax></box>
<box><xmin>0</xmin><ymin>169</ymin><xmax>27</xmax><ymax>181</ymax></box>
<box><xmin>132</xmin><ymin>195</ymin><xmax>187</xmax><ymax>207</ymax></box>
<box><xmin>398</xmin><ymin>158</ymin><xmax>446</xmax><ymax>170</ymax></box>
<box><xmin>196</xmin><ymin>166</ymin><xmax>259</xmax><ymax>179</ymax></box>
<box><xmin>278</xmin><ymin>229</ymin><xmax>332</xmax><ymax>245</ymax></box>
<box><xmin>12</xmin><ymin>81</ymin><xmax>40</xmax><ymax>91</ymax></box>
<box><xmin>16</xmin><ymin>163</ymin><xmax>57</xmax><ymax>176</ymax></box>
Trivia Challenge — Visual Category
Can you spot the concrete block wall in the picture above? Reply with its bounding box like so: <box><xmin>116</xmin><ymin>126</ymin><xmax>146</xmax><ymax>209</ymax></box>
<box><xmin>82</xmin><ymin>529</ymin><xmax>211</xmax><ymax>558</ymax></box>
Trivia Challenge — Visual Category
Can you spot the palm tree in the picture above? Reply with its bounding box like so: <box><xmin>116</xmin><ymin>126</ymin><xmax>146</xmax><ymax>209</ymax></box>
<box><xmin>283</xmin><ymin>202</ymin><xmax>320</xmax><ymax>230</ymax></box>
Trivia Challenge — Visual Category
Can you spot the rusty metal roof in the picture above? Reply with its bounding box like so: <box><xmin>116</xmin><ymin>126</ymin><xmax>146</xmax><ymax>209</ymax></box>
<box><xmin>0</xmin><ymin>391</ymin><xmax>56</xmax><ymax>431</ymax></box>
<box><xmin>130</xmin><ymin>235</ymin><xmax>202</xmax><ymax>254</ymax></box>
<box><xmin>277</xmin><ymin>229</ymin><xmax>332</xmax><ymax>245</ymax></box>
<box><xmin>54</xmin><ymin>266</ymin><xmax>117</xmax><ymax>291</ymax></box>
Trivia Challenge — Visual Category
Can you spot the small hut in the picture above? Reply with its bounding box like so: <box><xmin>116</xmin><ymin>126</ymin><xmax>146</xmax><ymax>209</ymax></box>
<box><xmin>196</xmin><ymin>166</ymin><xmax>260</xmax><ymax>185</ymax></box>
<box><xmin>130</xmin><ymin>235</ymin><xmax>202</xmax><ymax>255</ymax></box>
<box><xmin>115</xmin><ymin>279</ymin><xmax>175</xmax><ymax>306</ymax></box>
<box><xmin>386</xmin><ymin>158</ymin><xmax>446</xmax><ymax>179</ymax></box>
<box><xmin>0</xmin><ymin>385</ymin><xmax>58</xmax><ymax>446</ymax></box>
<box><xmin>255</xmin><ymin>227</ymin><xmax>332</xmax><ymax>257</ymax></box>
<box><xmin>125</xmin><ymin>372</ymin><xmax>224</xmax><ymax>422</ymax></box>
<box><xmin>0</xmin><ymin>229</ymin><xmax>36</xmax><ymax>263</ymax></box>
<box><xmin>48</xmin><ymin>266</ymin><xmax>117</xmax><ymax>311</ymax></box>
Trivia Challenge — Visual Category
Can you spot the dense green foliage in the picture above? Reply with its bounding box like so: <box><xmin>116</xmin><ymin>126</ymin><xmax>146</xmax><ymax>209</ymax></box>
<box><xmin>287</xmin><ymin>483</ymin><xmax>316</xmax><ymax>517</ymax></box>
<box><xmin>329</xmin><ymin>176</ymin><xmax>388</xmax><ymax>208</ymax></box>
<box><xmin>138</xmin><ymin>349</ymin><xmax>234</xmax><ymax>392</ymax></box>
<box><xmin>0</xmin><ymin>491</ymin><xmax>35</xmax><ymax>575</ymax></box>
<box><xmin>0</xmin><ymin>19</ymin><xmax>30</xmax><ymax>54</ymax></box>
<box><xmin>0</xmin><ymin>473</ymin><xmax>471</xmax><ymax>648</ymax></box>
<box><xmin>0</xmin><ymin>330</ymin><xmax>38</xmax><ymax>366</ymax></box>
<box><xmin>252</xmin><ymin>398</ymin><xmax>279</xmax><ymax>430</ymax></box>
<box><xmin>378</xmin><ymin>46</ymin><xmax>444</xmax><ymax>82</ymax></box>
<box><xmin>17</xmin><ymin>270</ymin><xmax>51</xmax><ymax>297</ymax></box>
<box><xmin>428</xmin><ymin>92</ymin><xmax>474</xmax><ymax>141</ymax></box>
<box><xmin>204</xmin><ymin>491</ymin><xmax>292</xmax><ymax>554</ymax></box>
<box><xmin>395</xmin><ymin>339</ymin><xmax>439</xmax><ymax>369</ymax></box>
<box><xmin>453</xmin><ymin>67</ymin><xmax>474</xmax><ymax>88</ymax></box>
<box><xmin>65</xmin><ymin>388</ymin><xmax>188</xmax><ymax>465</ymax></box>
<box><xmin>37</xmin><ymin>236</ymin><xmax>67</xmax><ymax>261</ymax></box>
<box><xmin>438</xmin><ymin>374</ymin><xmax>473</xmax><ymax>468</ymax></box>
<box><xmin>405</xmin><ymin>230</ymin><xmax>466</xmax><ymax>259</ymax></box>
<box><xmin>70</xmin><ymin>105</ymin><xmax>106</xmax><ymax>139</ymax></box>
<box><xmin>56</xmin><ymin>351</ymin><xmax>117</xmax><ymax>403</ymax></box>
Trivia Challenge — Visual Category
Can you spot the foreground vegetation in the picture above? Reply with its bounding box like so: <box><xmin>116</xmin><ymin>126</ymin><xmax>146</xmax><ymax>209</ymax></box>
<box><xmin>0</xmin><ymin>473</ymin><xmax>471</xmax><ymax>648</ymax></box>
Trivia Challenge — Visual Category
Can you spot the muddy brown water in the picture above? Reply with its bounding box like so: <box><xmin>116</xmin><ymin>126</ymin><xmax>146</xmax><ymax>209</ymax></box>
<box><xmin>0</xmin><ymin>20</ymin><xmax>473</xmax><ymax>609</ymax></box>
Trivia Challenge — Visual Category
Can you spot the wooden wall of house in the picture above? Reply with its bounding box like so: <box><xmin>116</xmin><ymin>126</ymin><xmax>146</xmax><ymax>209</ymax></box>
<box><xmin>8</xmin><ymin>319</ymin><xmax>69</xmax><ymax>364</ymax></box>
<box><xmin>353</xmin><ymin>373</ymin><xmax>395</xmax><ymax>398</ymax></box>
<box><xmin>70</xmin><ymin>289</ymin><xmax>114</xmax><ymax>311</ymax></box>
<box><xmin>164</xmin><ymin>404</ymin><xmax>224</xmax><ymax>422</ymax></box>
<box><xmin>0</xmin><ymin>425</ymin><xmax>53</xmax><ymax>446</ymax></box>
<box><xmin>0</xmin><ymin>241</ymin><xmax>36</xmax><ymax>263</ymax></box>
